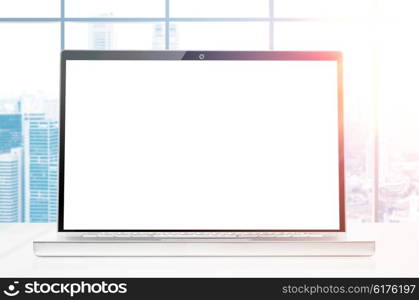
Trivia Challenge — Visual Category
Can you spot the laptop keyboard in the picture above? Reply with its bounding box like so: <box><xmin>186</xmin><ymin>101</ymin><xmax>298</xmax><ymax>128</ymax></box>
<box><xmin>81</xmin><ymin>232</ymin><xmax>324</xmax><ymax>239</ymax></box>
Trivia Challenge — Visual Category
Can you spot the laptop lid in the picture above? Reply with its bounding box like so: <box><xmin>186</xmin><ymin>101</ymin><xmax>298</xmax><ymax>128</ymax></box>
<box><xmin>58</xmin><ymin>51</ymin><xmax>344</xmax><ymax>233</ymax></box>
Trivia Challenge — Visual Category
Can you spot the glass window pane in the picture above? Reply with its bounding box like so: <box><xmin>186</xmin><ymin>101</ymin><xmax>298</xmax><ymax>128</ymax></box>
<box><xmin>0</xmin><ymin>23</ymin><xmax>60</xmax><ymax>99</ymax></box>
<box><xmin>0</xmin><ymin>23</ymin><xmax>60</xmax><ymax>223</ymax></box>
<box><xmin>0</xmin><ymin>0</ymin><xmax>59</xmax><ymax>17</ymax></box>
<box><xmin>275</xmin><ymin>21</ymin><xmax>375</xmax><ymax>222</ymax></box>
<box><xmin>65</xmin><ymin>0</ymin><xmax>165</xmax><ymax>17</ymax></box>
<box><xmin>377</xmin><ymin>21</ymin><xmax>419</xmax><ymax>222</ymax></box>
<box><xmin>171</xmin><ymin>0</ymin><xmax>269</xmax><ymax>18</ymax></box>
<box><xmin>274</xmin><ymin>0</ymin><xmax>376</xmax><ymax>18</ymax></box>
<box><xmin>377</xmin><ymin>0</ymin><xmax>418</xmax><ymax>19</ymax></box>
<box><xmin>173</xmin><ymin>22</ymin><xmax>269</xmax><ymax>50</ymax></box>
<box><xmin>274</xmin><ymin>21</ymin><xmax>375</xmax><ymax>50</ymax></box>
<box><xmin>65</xmin><ymin>22</ymin><xmax>164</xmax><ymax>50</ymax></box>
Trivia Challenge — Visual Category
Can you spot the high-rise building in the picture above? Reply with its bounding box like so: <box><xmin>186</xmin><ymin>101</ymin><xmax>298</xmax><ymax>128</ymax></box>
<box><xmin>89</xmin><ymin>16</ymin><xmax>114</xmax><ymax>50</ymax></box>
<box><xmin>153</xmin><ymin>23</ymin><xmax>178</xmax><ymax>49</ymax></box>
<box><xmin>23</xmin><ymin>113</ymin><xmax>59</xmax><ymax>222</ymax></box>
<box><xmin>0</xmin><ymin>114</ymin><xmax>22</xmax><ymax>154</ymax></box>
<box><xmin>169</xmin><ymin>23</ymin><xmax>178</xmax><ymax>49</ymax></box>
<box><xmin>0</xmin><ymin>148</ymin><xmax>24</xmax><ymax>222</ymax></box>
<box><xmin>0</xmin><ymin>102</ymin><xmax>24</xmax><ymax>223</ymax></box>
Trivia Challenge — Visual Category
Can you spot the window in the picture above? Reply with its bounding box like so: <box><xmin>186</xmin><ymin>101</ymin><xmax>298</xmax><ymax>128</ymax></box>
<box><xmin>0</xmin><ymin>0</ymin><xmax>418</xmax><ymax>223</ymax></box>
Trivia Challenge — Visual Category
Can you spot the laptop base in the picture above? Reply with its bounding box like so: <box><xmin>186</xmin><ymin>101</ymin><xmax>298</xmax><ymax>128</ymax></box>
<box><xmin>34</xmin><ymin>240</ymin><xmax>375</xmax><ymax>257</ymax></box>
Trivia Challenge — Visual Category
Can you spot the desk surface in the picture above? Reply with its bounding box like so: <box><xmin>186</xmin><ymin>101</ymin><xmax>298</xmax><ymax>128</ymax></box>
<box><xmin>0</xmin><ymin>223</ymin><xmax>418</xmax><ymax>277</ymax></box>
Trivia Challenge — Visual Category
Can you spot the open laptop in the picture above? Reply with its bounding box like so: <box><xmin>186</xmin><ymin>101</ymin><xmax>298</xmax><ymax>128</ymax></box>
<box><xmin>34</xmin><ymin>50</ymin><xmax>374</xmax><ymax>256</ymax></box>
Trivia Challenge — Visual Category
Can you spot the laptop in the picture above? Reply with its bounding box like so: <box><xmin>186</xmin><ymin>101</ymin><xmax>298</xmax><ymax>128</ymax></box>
<box><xmin>34</xmin><ymin>50</ymin><xmax>375</xmax><ymax>256</ymax></box>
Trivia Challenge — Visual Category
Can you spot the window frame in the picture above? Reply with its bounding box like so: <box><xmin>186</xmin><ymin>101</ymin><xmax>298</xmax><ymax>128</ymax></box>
<box><xmin>0</xmin><ymin>0</ymin><xmax>381</xmax><ymax>222</ymax></box>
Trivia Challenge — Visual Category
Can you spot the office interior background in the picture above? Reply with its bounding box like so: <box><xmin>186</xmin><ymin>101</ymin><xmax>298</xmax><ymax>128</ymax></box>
<box><xmin>0</xmin><ymin>0</ymin><xmax>418</xmax><ymax>223</ymax></box>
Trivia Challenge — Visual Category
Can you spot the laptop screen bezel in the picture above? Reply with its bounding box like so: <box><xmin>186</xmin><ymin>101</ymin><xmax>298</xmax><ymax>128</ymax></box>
<box><xmin>58</xmin><ymin>50</ymin><xmax>345</xmax><ymax>232</ymax></box>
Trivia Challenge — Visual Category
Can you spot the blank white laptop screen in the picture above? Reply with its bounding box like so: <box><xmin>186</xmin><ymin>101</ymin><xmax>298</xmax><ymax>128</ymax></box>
<box><xmin>63</xmin><ymin>59</ymin><xmax>340</xmax><ymax>230</ymax></box>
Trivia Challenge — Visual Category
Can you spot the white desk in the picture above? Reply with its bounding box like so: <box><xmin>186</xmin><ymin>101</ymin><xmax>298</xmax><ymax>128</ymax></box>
<box><xmin>0</xmin><ymin>223</ymin><xmax>418</xmax><ymax>277</ymax></box>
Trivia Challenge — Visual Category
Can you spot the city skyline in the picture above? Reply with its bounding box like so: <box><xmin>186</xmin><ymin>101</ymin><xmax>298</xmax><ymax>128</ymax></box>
<box><xmin>0</xmin><ymin>96</ymin><xmax>58</xmax><ymax>222</ymax></box>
